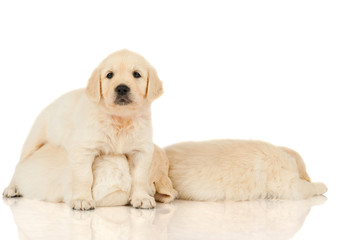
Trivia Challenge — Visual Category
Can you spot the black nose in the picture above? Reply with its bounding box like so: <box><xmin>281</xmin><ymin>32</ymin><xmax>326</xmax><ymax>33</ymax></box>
<box><xmin>115</xmin><ymin>84</ymin><xmax>130</xmax><ymax>96</ymax></box>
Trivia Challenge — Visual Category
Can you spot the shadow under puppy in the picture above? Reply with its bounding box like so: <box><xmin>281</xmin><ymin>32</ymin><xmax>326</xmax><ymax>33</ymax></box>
<box><xmin>13</xmin><ymin>143</ymin><xmax>177</xmax><ymax>207</ymax></box>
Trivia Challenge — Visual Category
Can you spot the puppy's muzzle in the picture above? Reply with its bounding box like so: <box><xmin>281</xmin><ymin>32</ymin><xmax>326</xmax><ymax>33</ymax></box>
<box><xmin>114</xmin><ymin>84</ymin><xmax>132</xmax><ymax>105</ymax></box>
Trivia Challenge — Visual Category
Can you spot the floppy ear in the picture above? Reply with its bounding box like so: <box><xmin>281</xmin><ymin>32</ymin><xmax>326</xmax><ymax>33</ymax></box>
<box><xmin>149</xmin><ymin>145</ymin><xmax>178</xmax><ymax>203</ymax></box>
<box><xmin>86</xmin><ymin>67</ymin><xmax>101</xmax><ymax>103</ymax></box>
<box><xmin>146</xmin><ymin>66</ymin><xmax>163</xmax><ymax>102</ymax></box>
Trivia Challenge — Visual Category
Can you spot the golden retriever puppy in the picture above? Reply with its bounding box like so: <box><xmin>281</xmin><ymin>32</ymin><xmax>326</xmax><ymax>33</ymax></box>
<box><xmin>3</xmin><ymin>49</ymin><xmax>164</xmax><ymax>210</ymax></box>
<box><xmin>165</xmin><ymin>140</ymin><xmax>327</xmax><ymax>201</ymax></box>
<box><xmin>12</xmin><ymin>143</ymin><xmax>177</xmax><ymax>207</ymax></box>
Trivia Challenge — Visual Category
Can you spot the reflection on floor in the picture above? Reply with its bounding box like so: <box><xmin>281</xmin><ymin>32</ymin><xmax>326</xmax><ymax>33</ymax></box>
<box><xmin>4</xmin><ymin>196</ymin><xmax>326</xmax><ymax>240</ymax></box>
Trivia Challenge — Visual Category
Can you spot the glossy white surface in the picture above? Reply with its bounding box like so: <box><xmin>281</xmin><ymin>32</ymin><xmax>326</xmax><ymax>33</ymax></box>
<box><xmin>1</xmin><ymin>0</ymin><xmax>360</xmax><ymax>239</ymax></box>
<box><xmin>3</xmin><ymin>188</ymin><xmax>361</xmax><ymax>239</ymax></box>
<box><xmin>1</xmin><ymin>197</ymin><xmax>327</xmax><ymax>240</ymax></box>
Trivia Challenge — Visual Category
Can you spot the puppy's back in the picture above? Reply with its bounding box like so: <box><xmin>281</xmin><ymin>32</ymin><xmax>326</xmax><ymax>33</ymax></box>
<box><xmin>15</xmin><ymin>144</ymin><xmax>72</xmax><ymax>203</ymax></box>
<box><xmin>165</xmin><ymin>140</ymin><xmax>307</xmax><ymax>201</ymax></box>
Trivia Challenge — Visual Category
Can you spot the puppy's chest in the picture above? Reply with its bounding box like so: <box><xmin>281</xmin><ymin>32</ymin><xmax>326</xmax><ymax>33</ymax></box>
<box><xmin>102</xmin><ymin>120</ymin><xmax>147</xmax><ymax>154</ymax></box>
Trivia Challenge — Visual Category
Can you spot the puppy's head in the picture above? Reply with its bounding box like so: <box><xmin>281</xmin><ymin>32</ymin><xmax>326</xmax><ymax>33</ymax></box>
<box><xmin>86</xmin><ymin>49</ymin><xmax>163</xmax><ymax>115</ymax></box>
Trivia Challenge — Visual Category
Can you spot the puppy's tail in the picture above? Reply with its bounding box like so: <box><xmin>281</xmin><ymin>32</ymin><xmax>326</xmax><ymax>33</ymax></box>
<box><xmin>279</xmin><ymin>146</ymin><xmax>311</xmax><ymax>182</ymax></box>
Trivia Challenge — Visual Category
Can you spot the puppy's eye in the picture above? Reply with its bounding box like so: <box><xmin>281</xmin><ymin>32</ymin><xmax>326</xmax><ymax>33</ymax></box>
<box><xmin>133</xmin><ymin>71</ymin><xmax>141</xmax><ymax>78</ymax></box>
<box><xmin>106</xmin><ymin>72</ymin><xmax>114</xmax><ymax>79</ymax></box>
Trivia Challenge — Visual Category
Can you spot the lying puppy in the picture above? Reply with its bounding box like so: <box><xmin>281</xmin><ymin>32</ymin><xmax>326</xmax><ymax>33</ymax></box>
<box><xmin>10</xmin><ymin>139</ymin><xmax>326</xmax><ymax>206</ymax></box>
<box><xmin>3</xmin><ymin>49</ymin><xmax>164</xmax><ymax>210</ymax></box>
<box><xmin>12</xmin><ymin>143</ymin><xmax>177</xmax><ymax>206</ymax></box>
<box><xmin>165</xmin><ymin>139</ymin><xmax>327</xmax><ymax>201</ymax></box>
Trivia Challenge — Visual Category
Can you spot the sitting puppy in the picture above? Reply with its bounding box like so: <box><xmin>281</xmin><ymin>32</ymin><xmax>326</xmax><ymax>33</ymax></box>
<box><xmin>3</xmin><ymin>49</ymin><xmax>164</xmax><ymax>210</ymax></box>
<box><xmin>165</xmin><ymin>140</ymin><xmax>327</xmax><ymax>201</ymax></box>
<box><xmin>11</xmin><ymin>143</ymin><xmax>177</xmax><ymax>206</ymax></box>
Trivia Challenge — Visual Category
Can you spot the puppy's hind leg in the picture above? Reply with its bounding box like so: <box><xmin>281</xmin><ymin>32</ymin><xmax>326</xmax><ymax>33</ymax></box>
<box><xmin>3</xmin><ymin>111</ymin><xmax>48</xmax><ymax>198</ymax></box>
<box><xmin>291</xmin><ymin>179</ymin><xmax>328</xmax><ymax>199</ymax></box>
<box><xmin>3</xmin><ymin>178</ymin><xmax>21</xmax><ymax>198</ymax></box>
<box><xmin>279</xmin><ymin>146</ymin><xmax>311</xmax><ymax>182</ymax></box>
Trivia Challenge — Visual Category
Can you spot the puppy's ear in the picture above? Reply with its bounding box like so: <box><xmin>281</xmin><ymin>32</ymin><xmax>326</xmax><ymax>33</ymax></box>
<box><xmin>146</xmin><ymin>66</ymin><xmax>163</xmax><ymax>102</ymax></box>
<box><xmin>86</xmin><ymin>67</ymin><xmax>101</xmax><ymax>103</ymax></box>
<box><xmin>150</xmin><ymin>145</ymin><xmax>178</xmax><ymax>203</ymax></box>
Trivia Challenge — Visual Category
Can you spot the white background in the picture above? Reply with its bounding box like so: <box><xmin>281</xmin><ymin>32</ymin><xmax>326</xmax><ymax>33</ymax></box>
<box><xmin>0</xmin><ymin>1</ymin><xmax>360</xmax><ymax>239</ymax></box>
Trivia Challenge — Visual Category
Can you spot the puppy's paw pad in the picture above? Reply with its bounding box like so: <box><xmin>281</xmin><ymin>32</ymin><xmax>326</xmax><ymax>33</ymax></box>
<box><xmin>70</xmin><ymin>199</ymin><xmax>96</xmax><ymax>211</ymax></box>
<box><xmin>3</xmin><ymin>187</ymin><xmax>21</xmax><ymax>198</ymax></box>
<box><xmin>131</xmin><ymin>194</ymin><xmax>156</xmax><ymax>209</ymax></box>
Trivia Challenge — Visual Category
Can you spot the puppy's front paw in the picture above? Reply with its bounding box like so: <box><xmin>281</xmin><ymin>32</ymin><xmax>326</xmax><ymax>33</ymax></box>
<box><xmin>131</xmin><ymin>193</ymin><xmax>156</xmax><ymax>209</ymax></box>
<box><xmin>3</xmin><ymin>186</ymin><xmax>21</xmax><ymax>198</ymax></box>
<box><xmin>70</xmin><ymin>199</ymin><xmax>96</xmax><ymax>211</ymax></box>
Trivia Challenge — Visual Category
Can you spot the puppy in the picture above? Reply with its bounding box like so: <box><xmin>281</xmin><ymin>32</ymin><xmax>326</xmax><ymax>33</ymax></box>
<box><xmin>12</xmin><ymin>143</ymin><xmax>177</xmax><ymax>206</ymax></box>
<box><xmin>3</xmin><ymin>49</ymin><xmax>163</xmax><ymax>210</ymax></box>
<box><xmin>165</xmin><ymin>139</ymin><xmax>327</xmax><ymax>201</ymax></box>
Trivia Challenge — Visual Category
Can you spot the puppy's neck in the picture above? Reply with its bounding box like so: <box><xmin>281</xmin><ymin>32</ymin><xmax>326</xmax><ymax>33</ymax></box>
<box><xmin>110</xmin><ymin>106</ymin><xmax>151</xmax><ymax>120</ymax></box>
<box><xmin>111</xmin><ymin>115</ymin><xmax>134</xmax><ymax>129</ymax></box>
<box><xmin>109</xmin><ymin>108</ymin><xmax>151</xmax><ymax>129</ymax></box>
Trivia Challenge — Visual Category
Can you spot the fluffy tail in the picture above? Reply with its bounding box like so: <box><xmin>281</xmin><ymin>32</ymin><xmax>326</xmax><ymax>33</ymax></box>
<box><xmin>279</xmin><ymin>146</ymin><xmax>311</xmax><ymax>182</ymax></box>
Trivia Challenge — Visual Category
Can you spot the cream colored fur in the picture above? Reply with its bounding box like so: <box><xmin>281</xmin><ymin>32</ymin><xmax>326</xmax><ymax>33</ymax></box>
<box><xmin>12</xmin><ymin>143</ymin><xmax>177</xmax><ymax>207</ymax></box>
<box><xmin>165</xmin><ymin>139</ymin><xmax>327</xmax><ymax>201</ymax></box>
<box><xmin>3</xmin><ymin>49</ymin><xmax>166</xmax><ymax>210</ymax></box>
